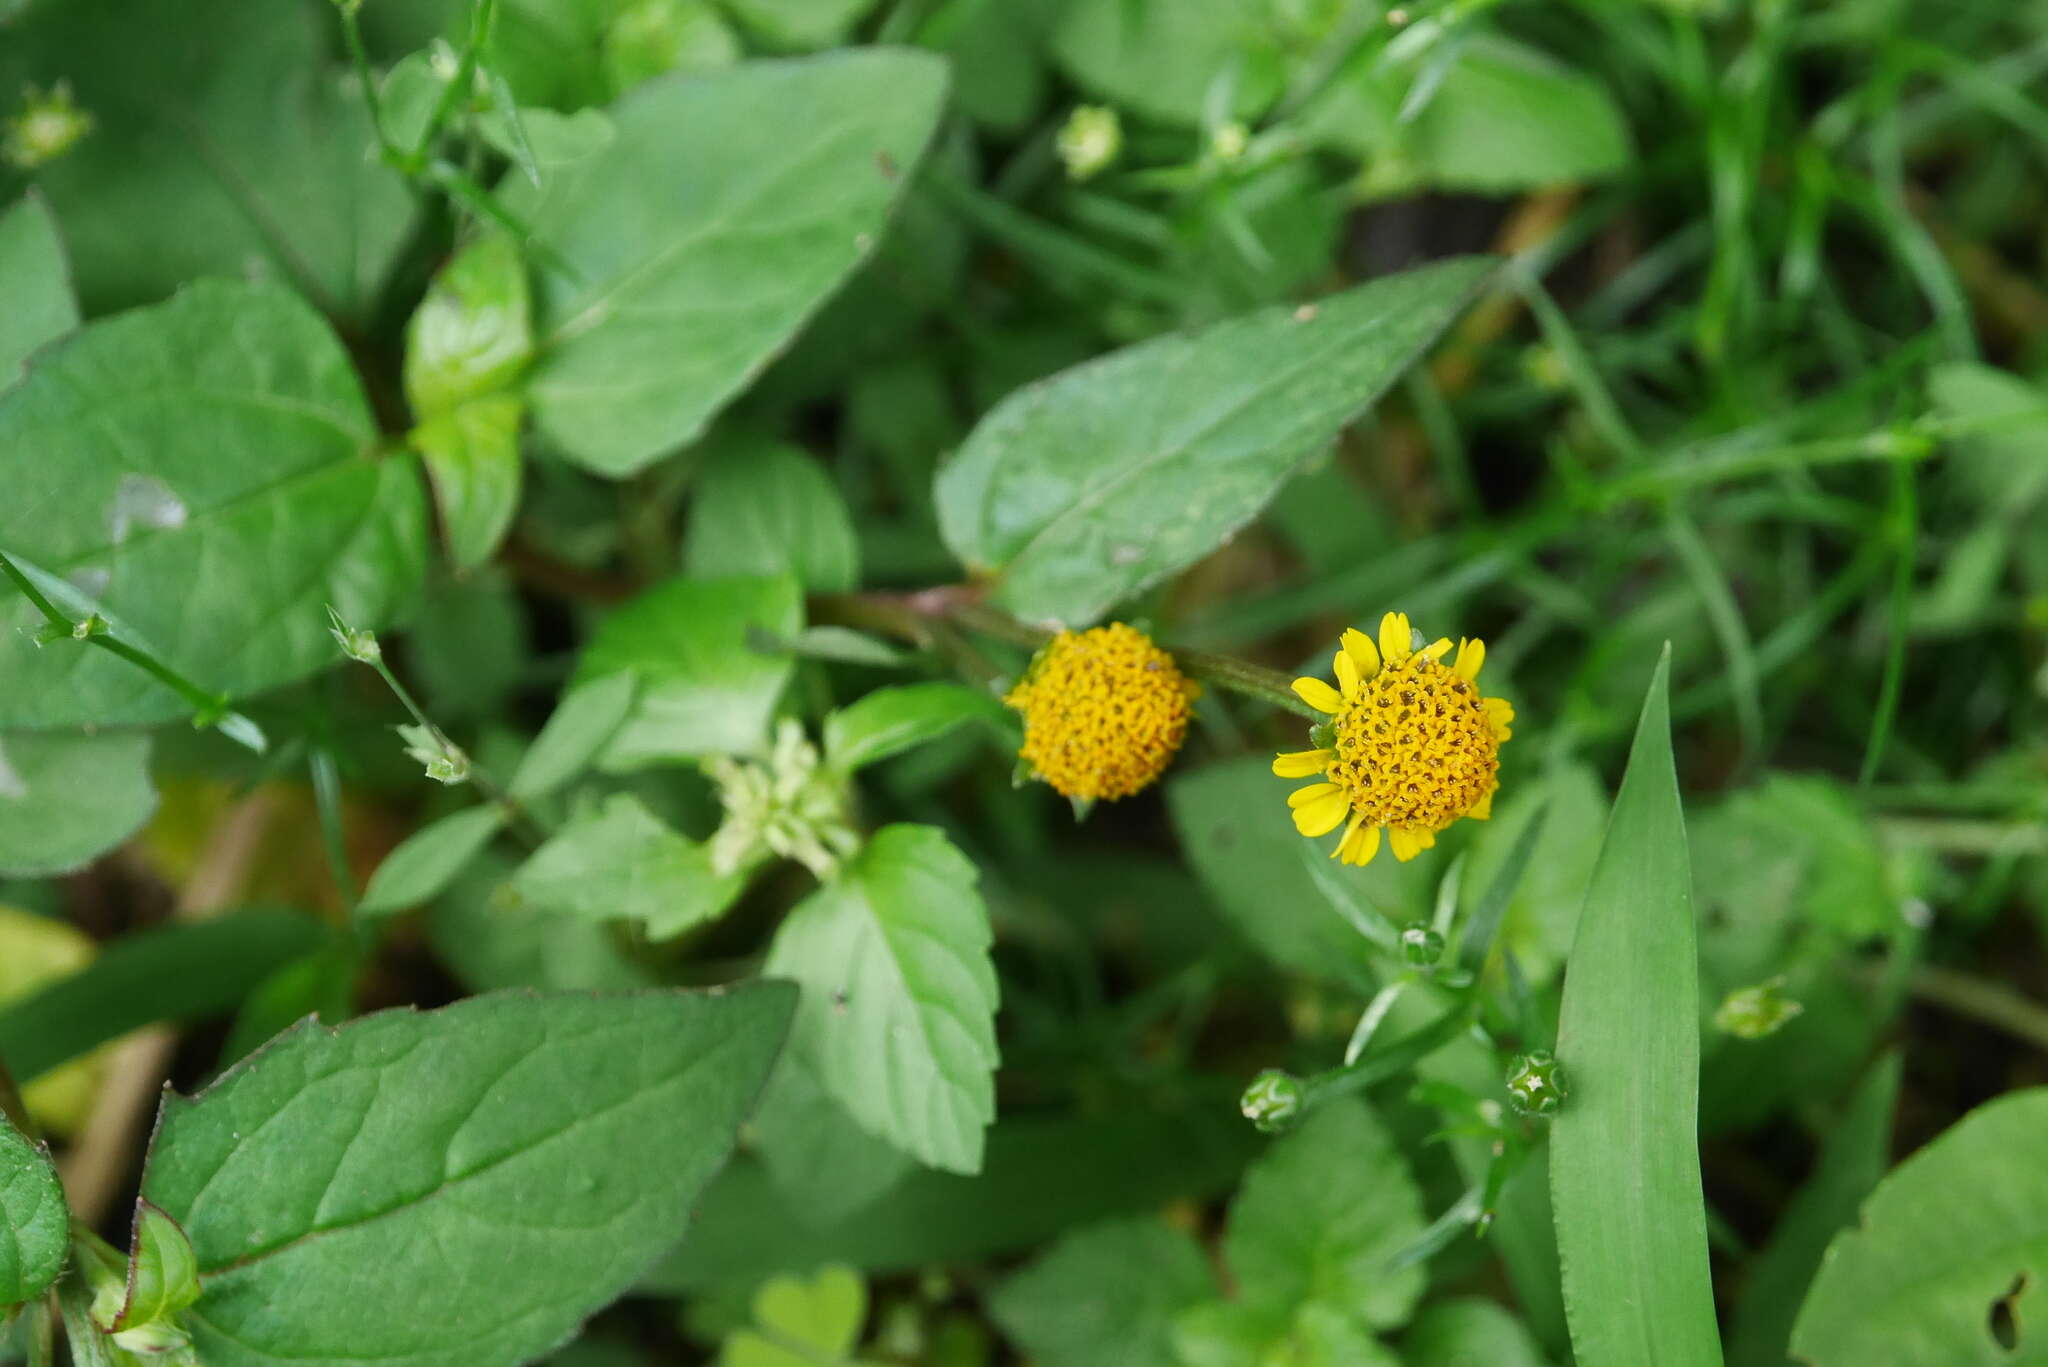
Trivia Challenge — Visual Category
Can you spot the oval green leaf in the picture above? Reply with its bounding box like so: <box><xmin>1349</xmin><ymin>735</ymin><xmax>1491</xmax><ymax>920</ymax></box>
<box><xmin>0</xmin><ymin>1111</ymin><xmax>66</xmax><ymax>1308</ymax></box>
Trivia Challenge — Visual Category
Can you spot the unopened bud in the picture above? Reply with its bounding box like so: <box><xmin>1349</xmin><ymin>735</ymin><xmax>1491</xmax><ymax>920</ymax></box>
<box><xmin>1057</xmin><ymin>105</ymin><xmax>1121</xmax><ymax>182</ymax></box>
<box><xmin>3</xmin><ymin>83</ymin><xmax>94</xmax><ymax>170</ymax></box>
<box><xmin>326</xmin><ymin>606</ymin><xmax>382</xmax><ymax>664</ymax></box>
<box><xmin>1210</xmin><ymin>120</ymin><xmax>1249</xmax><ymax>163</ymax></box>
<box><xmin>1240</xmin><ymin>1068</ymin><xmax>1306</xmax><ymax>1134</ymax></box>
<box><xmin>1505</xmin><ymin>1049</ymin><xmax>1566</xmax><ymax>1118</ymax></box>
<box><xmin>1714</xmin><ymin>977</ymin><xmax>1803</xmax><ymax>1040</ymax></box>
<box><xmin>398</xmin><ymin>722</ymin><xmax>470</xmax><ymax>786</ymax></box>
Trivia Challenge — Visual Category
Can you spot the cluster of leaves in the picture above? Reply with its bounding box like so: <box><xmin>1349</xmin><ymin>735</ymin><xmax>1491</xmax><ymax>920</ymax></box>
<box><xmin>3</xmin><ymin>0</ymin><xmax>2048</xmax><ymax>1365</ymax></box>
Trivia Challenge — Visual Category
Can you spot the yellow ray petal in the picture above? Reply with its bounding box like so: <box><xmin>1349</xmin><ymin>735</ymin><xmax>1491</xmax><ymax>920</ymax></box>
<box><xmin>1291</xmin><ymin>789</ymin><xmax>1350</xmax><ymax>837</ymax></box>
<box><xmin>1378</xmin><ymin>612</ymin><xmax>1412</xmax><ymax>664</ymax></box>
<box><xmin>1419</xmin><ymin>637</ymin><xmax>1454</xmax><ymax>663</ymax></box>
<box><xmin>1388</xmin><ymin>826</ymin><xmax>1425</xmax><ymax>861</ymax></box>
<box><xmin>1485</xmin><ymin>695</ymin><xmax>1516</xmax><ymax>740</ymax></box>
<box><xmin>1287</xmin><ymin>781</ymin><xmax>1341</xmax><ymax>809</ymax></box>
<box><xmin>1343</xmin><ymin>823</ymin><xmax>1382</xmax><ymax>866</ymax></box>
<box><xmin>1334</xmin><ymin>648</ymin><xmax>1361</xmax><ymax>698</ymax></box>
<box><xmin>1340</xmin><ymin>627</ymin><xmax>1381</xmax><ymax>680</ymax></box>
<box><xmin>1330</xmin><ymin>812</ymin><xmax>1365</xmax><ymax>860</ymax></box>
<box><xmin>1467</xmin><ymin>788</ymin><xmax>1493</xmax><ymax>821</ymax></box>
<box><xmin>1454</xmin><ymin>637</ymin><xmax>1486</xmax><ymax>681</ymax></box>
<box><xmin>1271</xmin><ymin>749</ymin><xmax>1333</xmax><ymax>778</ymax></box>
<box><xmin>1293</xmin><ymin>677</ymin><xmax>1344</xmax><ymax>714</ymax></box>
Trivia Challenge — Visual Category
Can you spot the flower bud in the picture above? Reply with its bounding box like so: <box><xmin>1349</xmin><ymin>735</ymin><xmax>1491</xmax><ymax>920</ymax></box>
<box><xmin>3</xmin><ymin>83</ymin><xmax>94</xmax><ymax>170</ymax></box>
<box><xmin>1400</xmin><ymin>922</ymin><xmax>1444</xmax><ymax>968</ymax></box>
<box><xmin>1240</xmin><ymin>1068</ymin><xmax>1306</xmax><ymax>1134</ymax></box>
<box><xmin>326</xmin><ymin>606</ymin><xmax>382</xmax><ymax>664</ymax></box>
<box><xmin>1057</xmin><ymin>105</ymin><xmax>1121</xmax><ymax>182</ymax></box>
<box><xmin>1505</xmin><ymin>1049</ymin><xmax>1566</xmax><ymax>1118</ymax></box>
<box><xmin>397</xmin><ymin>723</ymin><xmax>470</xmax><ymax>787</ymax></box>
<box><xmin>1714</xmin><ymin>977</ymin><xmax>1803</xmax><ymax>1040</ymax></box>
<box><xmin>1210</xmin><ymin>120</ymin><xmax>1249</xmax><ymax>163</ymax></box>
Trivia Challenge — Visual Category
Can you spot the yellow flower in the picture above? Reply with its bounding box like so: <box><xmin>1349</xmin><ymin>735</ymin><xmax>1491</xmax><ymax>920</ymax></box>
<box><xmin>1007</xmin><ymin>622</ymin><xmax>1199</xmax><ymax>802</ymax></box>
<box><xmin>1274</xmin><ymin>611</ymin><xmax>1512</xmax><ymax>866</ymax></box>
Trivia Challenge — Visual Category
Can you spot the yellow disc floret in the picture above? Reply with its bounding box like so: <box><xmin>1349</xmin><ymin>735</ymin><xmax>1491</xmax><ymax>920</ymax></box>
<box><xmin>1007</xmin><ymin>622</ymin><xmax>1199</xmax><ymax>802</ymax></box>
<box><xmin>1273</xmin><ymin>612</ymin><xmax>1513</xmax><ymax>865</ymax></box>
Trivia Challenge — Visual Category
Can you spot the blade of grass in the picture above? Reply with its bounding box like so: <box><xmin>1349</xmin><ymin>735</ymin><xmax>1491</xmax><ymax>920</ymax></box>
<box><xmin>1551</xmin><ymin>647</ymin><xmax>1723</xmax><ymax>1367</ymax></box>
<box><xmin>1726</xmin><ymin>1052</ymin><xmax>1901</xmax><ymax>1367</ymax></box>
<box><xmin>1859</xmin><ymin>459</ymin><xmax>1917</xmax><ymax>784</ymax></box>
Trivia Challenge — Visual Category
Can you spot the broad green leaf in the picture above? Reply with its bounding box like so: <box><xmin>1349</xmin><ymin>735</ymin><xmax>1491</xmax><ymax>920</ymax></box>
<box><xmin>412</xmin><ymin>394</ymin><xmax>527</xmax><ymax>572</ymax></box>
<box><xmin>357</xmin><ymin>805</ymin><xmax>510</xmax><ymax>919</ymax></box>
<box><xmin>0</xmin><ymin>0</ymin><xmax>412</xmax><ymax>323</ymax></box>
<box><xmin>1049</xmin><ymin>0</ymin><xmax>1306</xmax><ymax>125</ymax></box>
<box><xmin>0</xmin><ymin>194</ymin><xmax>77</xmax><ymax>383</ymax></box>
<box><xmin>1225</xmin><ymin>1100</ymin><xmax>1426</xmax><ymax>1334</ymax></box>
<box><xmin>0</xmin><ymin>1112</ymin><xmax>65</xmax><ymax>1307</ymax></box>
<box><xmin>0</xmin><ymin>281</ymin><xmax>427</xmax><ymax>730</ymax></box>
<box><xmin>0</xmin><ymin>911</ymin><xmax>328</xmax><ymax>1085</ymax></box>
<box><xmin>142</xmin><ymin>986</ymin><xmax>797</xmax><ymax>1367</ymax></box>
<box><xmin>654</xmin><ymin>1105</ymin><xmax>1256</xmax><ymax>1290</ymax></box>
<box><xmin>764</xmin><ymin>825</ymin><xmax>998</xmax><ymax>1173</ymax></box>
<box><xmin>684</xmin><ymin>439</ymin><xmax>859</xmax><ymax>592</ymax></box>
<box><xmin>722</xmin><ymin>0</ymin><xmax>879</xmax><ymax>50</ymax></box>
<box><xmin>511</xmin><ymin>792</ymin><xmax>745</xmax><ymax>939</ymax></box>
<box><xmin>509</xmin><ymin>672</ymin><xmax>642</xmax><ymax>800</ymax></box>
<box><xmin>934</xmin><ymin>257</ymin><xmax>1495</xmax><ymax>626</ymax></box>
<box><xmin>1549</xmin><ymin>651</ymin><xmax>1722</xmax><ymax>1367</ymax></box>
<box><xmin>0</xmin><ymin>731</ymin><xmax>155</xmax><ymax>877</ymax></box>
<box><xmin>1174</xmin><ymin>1299</ymin><xmax>1401</xmax><ymax>1367</ymax></box>
<box><xmin>1791</xmin><ymin>1086</ymin><xmax>2048</xmax><ymax>1366</ymax></box>
<box><xmin>478</xmin><ymin>106</ymin><xmax>618</xmax><ymax>172</ymax></box>
<box><xmin>405</xmin><ymin>235</ymin><xmax>534</xmax><ymax>420</ymax></box>
<box><xmin>220</xmin><ymin>947</ymin><xmax>358</xmax><ymax>1071</ymax></box>
<box><xmin>1403</xmin><ymin>1298</ymin><xmax>1552</xmax><ymax>1367</ymax></box>
<box><xmin>1728</xmin><ymin>1054</ymin><xmax>1900</xmax><ymax>1367</ymax></box>
<box><xmin>484</xmin><ymin>0</ymin><xmax>741</xmax><ymax>110</ymax></box>
<box><xmin>823</xmin><ymin>683</ymin><xmax>1013</xmax><ymax>774</ymax></box>
<box><xmin>990</xmin><ymin>1217</ymin><xmax>1214</xmax><ymax>1367</ymax></box>
<box><xmin>603</xmin><ymin>1</ymin><xmax>741</xmax><ymax>94</ymax></box>
<box><xmin>426</xmin><ymin>852</ymin><xmax>656</xmax><ymax>994</ymax></box>
<box><xmin>722</xmin><ymin>1266</ymin><xmax>866</xmax><ymax>1367</ymax></box>
<box><xmin>577</xmin><ymin>575</ymin><xmax>802</xmax><ymax>767</ymax></box>
<box><xmin>107</xmin><ymin>1202</ymin><xmax>199</xmax><ymax>1334</ymax></box>
<box><xmin>506</xmin><ymin>51</ymin><xmax>950</xmax><ymax>476</ymax></box>
<box><xmin>747</xmin><ymin>1056</ymin><xmax>913</xmax><ymax>1225</ymax></box>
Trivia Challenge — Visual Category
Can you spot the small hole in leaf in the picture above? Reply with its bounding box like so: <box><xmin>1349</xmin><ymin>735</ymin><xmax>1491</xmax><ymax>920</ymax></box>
<box><xmin>1989</xmin><ymin>1272</ymin><xmax>2027</xmax><ymax>1352</ymax></box>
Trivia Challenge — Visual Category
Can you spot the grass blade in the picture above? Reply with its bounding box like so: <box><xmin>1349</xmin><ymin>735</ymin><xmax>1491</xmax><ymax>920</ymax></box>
<box><xmin>1551</xmin><ymin>647</ymin><xmax>1724</xmax><ymax>1367</ymax></box>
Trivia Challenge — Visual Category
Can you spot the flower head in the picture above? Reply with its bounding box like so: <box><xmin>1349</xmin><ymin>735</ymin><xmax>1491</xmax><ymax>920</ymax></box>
<box><xmin>703</xmin><ymin>719</ymin><xmax>860</xmax><ymax>881</ymax></box>
<box><xmin>3</xmin><ymin>83</ymin><xmax>94</xmax><ymax>171</ymax></box>
<box><xmin>1006</xmin><ymin>622</ymin><xmax>1198</xmax><ymax>803</ymax></box>
<box><xmin>1275</xmin><ymin>611</ymin><xmax>1512</xmax><ymax>866</ymax></box>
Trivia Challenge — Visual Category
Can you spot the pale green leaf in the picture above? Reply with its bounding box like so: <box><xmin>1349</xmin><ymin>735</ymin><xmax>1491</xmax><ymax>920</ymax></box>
<box><xmin>1225</xmin><ymin>1099</ymin><xmax>1426</xmax><ymax>1334</ymax></box>
<box><xmin>0</xmin><ymin>0</ymin><xmax>412</xmax><ymax>324</ymax></box>
<box><xmin>1927</xmin><ymin>362</ymin><xmax>2048</xmax><ymax>510</ymax></box>
<box><xmin>1049</xmin><ymin>0</ymin><xmax>1295</xmax><ymax>125</ymax></box>
<box><xmin>142</xmin><ymin>986</ymin><xmax>796</xmax><ymax>1367</ymax></box>
<box><xmin>722</xmin><ymin>0</ymin><xmax>879</xmax><ymax>50</ymax></box>
<box><xmin>764</xmin><ymin>825</ymin><xmax>998</xmax><ymax>1173</ymax></box>
<box><xmin>747</xmin><ymin>1056</ymin><xmax>913</xmax><ymax>1225</ymax></box>
<box><xmin>746</xmin><ymin>1265</ymin><xmax>866</xmax><ymax>1358</ymax></box>
<box><xmin>989</xmin><ymin>1217</ymin><xmax>1214</xmax><ymax>1367</ymax></box>
<box><xmin>412</xmin><ymin>394</ymin><xmax>527</xmax><ymax>572</ymax></box>
<box><xmin>109</xmin><ymin>1202</ymin><xmax>199</xmax><ymax>1333</ymax></box>
<box><xmin>576</xmin><ymin>575</ymin><xmax>801</xmax><ymax>768</ymax></box>
<box><xmin>0</xmin><ymin>281</ymin><xmax>427</xmax><ymax>730</ymax></box>
<box><xmin>1789</xmin><ymin>1086</ymin><xmax>2048</xmax><ymax>1367</ymax></box>
<box><xmin>1403</xmin><ymin>1298</ymin><xmax>1553</xmax><ymax>1367</ymax></box>
<box><xmin>478</xmin><ymin>106</ymin><xmax>618</xmax><ymax>172</ymax></box>
<box><xmin>0</xmin><ymin>731</ymin><xmax>155</xmax><ymax>878</ymax></box>
<box><xmin>511</xmin><ymin>792</ymin><xmax>745</xmax><ymax>939</ymax></box>
<box><xmin>509</xmin><ymin>672</ymin><xmax>642</xmax><ymax>801</ymax></box>
<box><xmin>426</xmin><ymin>852</ymin><xmax>656</xmax><ymax>994</ymax></box>
<box><xmin>1728</xmin><ymin>1054</ymin><xmax>1899</xmax><ymax>1367</ymax></box>
<box><xmin>934</xmin><ymin>258</ymin><xmax>1495</xmax><ymax>626</ymax></box>
<box><xmin>358</xmin><ymin>805</ymin><xmax>510</xmax><ymax>919</ymax></box>
<box><xmin>1173</xmin><ymin>1299</ymin><xmax>1403</xmax><ymax>1367</ymax></box>
<box><xmin>507</xmin><ymin>51</ymin><xmax>950</xmax><ymax>476</ymax></box>
<box><xmin>0</xmin><ymin>1112</ymin><xmax>66</xmax><ymax>1307</ymax></box>
<box><xmin>1549</xmin><ymin>650</ymin><xmax>1723</xmax><ymax>1367</ymax></box>
<box><xmin>823</xmin><ymin>683</ymin><xmax>1013</xmax><ymax>774</ymax></box>
<box><xmin>0</xmin><ymin>194</ymin><xmax>77</xmax><ymax>384</ymax></box>
<box><xmin>684</xmin><ymin>438</ymin><xmax>859</xmax><ymax>592</ymax></box>
<box><xmin>405</xmin><ymin>235</ymin><xmax>535</xmax><ymax>419</ymax></box>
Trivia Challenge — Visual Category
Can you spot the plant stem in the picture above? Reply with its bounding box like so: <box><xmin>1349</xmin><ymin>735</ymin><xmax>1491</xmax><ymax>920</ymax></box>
<box><xmin>1896</xmin><ymin>963</ymin><xmax>2048</xmax><ymax>1054</ymax></box>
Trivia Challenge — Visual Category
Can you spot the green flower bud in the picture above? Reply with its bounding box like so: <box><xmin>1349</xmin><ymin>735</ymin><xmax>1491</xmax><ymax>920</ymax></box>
<box><xmin>1505</xmin><ymin>1049</ymin><xmax>1566</xmax><ymax>1118</ymax></box>
<box><xmin>397</xmin><ymin>723</ymin><xmax>470</xmax><ymax>787</ymax></box>
<box><xmin>1714</xmin><ymin>977</ymin><xmax>1803</xmax><ymax>1040</ymax></box>
<box><xmin>1400</xmin><ymin>922</ymin><xmax>1444</xmax><ymax>968</ymax></box>
<box><xmin>1209</xmin><ymin>120</ymin><xmax>1249</xmax><ymax>163</ymax></box>
<box><xmin>1056</xmin><ymin>105</ymin><xmax>1121</xmax><ymax>182</ymax></box>
<box><xmin>326</xmin><ymin>606</ymin><xmax>382</xmax><ymax>664</ymax></box>
<box><xmin>3</xmin><ymin>83</ymin><xmax>94</xmax><ymax>170</ymax></box>
<box><xmin>704</xmin><ymin>720</ymin><xmax>860</xmax><ymax>881</ymax></box>
<box><xmin>1240</xmin><ymin>1068</ymin><xmax>1306</xmax><ymax>1134</ymax></box>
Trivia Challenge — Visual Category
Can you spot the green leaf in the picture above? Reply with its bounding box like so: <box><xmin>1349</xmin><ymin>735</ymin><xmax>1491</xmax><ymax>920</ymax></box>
<box><xmin>1549</xmin><ymin>650</ymin><xmax>1723</xmax><ymax>1367</ymax></box>
<box><xmin>684</xmin><ymin>438</ymin><xmax>859</xmax><ymax>592</ymax></box>
<box><xmin>506</xmin><ymin>51</ymin><xmax>950</xmax><ymax>476</ymax></box>
<box><xmin>357</xmin><ymin>805</ymin><xmax>510</xmax><ymax>919</ymax></box>
<box><xmin>0</xmin><ymin>280</ymin><xmax>427</xmax><ymax>730</ymax></box>
<box><xmin>1225</xmin><ymin>1099</ymin><xmax>1426</xmax><ymax>1334</ymax></box>
<box><xmin>511</xmin><ymin>792</ymin><xmax>746</xmax><ymax>940</ymax></box>
<box><xmin>1458</xmin><ymin>762</ymin><xmax>1606</xmax><ymax>985</ymax></box>
<box><xmin>934</xmin><ymin>257</ymin><xmax>1495</xmax><ymax>626</ymax></box>
<box><xmin>479</xmin><ymin>106</ymin><xmax>619</xmax><ymax>173</ymax></box>
<box><xmin>0</xmin><ymin>1112</ymin><xmax>65</xmax><ymax>1308</ymax></box>
<box><xmin>0</xmin><ymin>0</ymin><xmax>412</xmax><ymax>324</ymax></box>
<box><xmin>0</xmin><ymin>911</ymin><xmax>328</xmax><ymax>1085</ymax></box>
<box><xmin>1927</xmin><ymin>362</ymin><xmax>2048</xmax><ymax>510</ymax></box>
<box><xmin>763</xmin><ymin>825</ymin><xmax>998</xmax><ymax>1173</ymax></box>
<box><xmin>747</xmin><ymin>1056</ymin><xmax>913</xmax><ymax>1225</ymax></box>
<box><xmin>1049</xmin><ymin>0</ymin><xmax>1296</xmax><ymax>125</ymax></box>
<box><xmin>722</xmin><ymin>1266</ymin><xmax>867</xmax><ymax>1366</ymax></box>
<box><xmin>405</xmin><ymin>235</ymin><xmax>534</xmax><ymax>419</ymax></box>
<box><xmin>107</xmin><ymin>1202</ymin><xmax>199</xmax><ymax>1334</ymax></box>
<box><xmin>412</xmin><ymin>393</ymin><xmax>527</xmax><ymax>572</ymax></box>
<box><xmin>1727</xmin><ymin>1053</ymin><xmax>1900</xmax><ymax>1367</ymax></box>
<box><xmin>0</xmin><ymin>731</ymin><xmax>155</xmax><ymax>877</ymax></box>
<box><xmin>1789</xmin><ymin>1086</ymin><xmax>2048</xmax><ymax>1365</ymax></box>
<box><xmin>508</xmin><ymin>672</ymin><xmax>642</xmax><ymax>801</ymax></box>
<box><xmin>1402</xmin><ymin>1298</ymin><xmax>1553</xmax><ymax>1367</ymax></box>
<box><xmin>823</xmin><ymin>683</ymin><xmax>1013</xmax><ymax>774</ymax></box>
<box><xmin>0</xmin><ymin>194</ymin><xmax>77</xmax><ymax>384</ymax></box>
<box><xmin>577</xmin><ymin>575</ymin><xmax>802</xmax><ymax>767</ymax></box>
<box><xmin>142</xmin><ymin>985</ymin><xmax>796</xmax><ymax>1367</ymax></box>
<box><xmin>1174</xmin><ymin>1299</ymin><xmax>1402</xmax><ymax>1367</ymax></box>
<box><xmin>989</xmin><ymin>1217</ymin><xmax>1214</xmax><ymax>1367</ymax></box>
<box><xmin>722</xmin><ymin>0</ymin><xmax>881</xmax><ymax>50</ymax></box>
<box><xmin>425</xmin><ymin>852</ymin><xmax>656</xmax><ymax>995</ymax></box>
